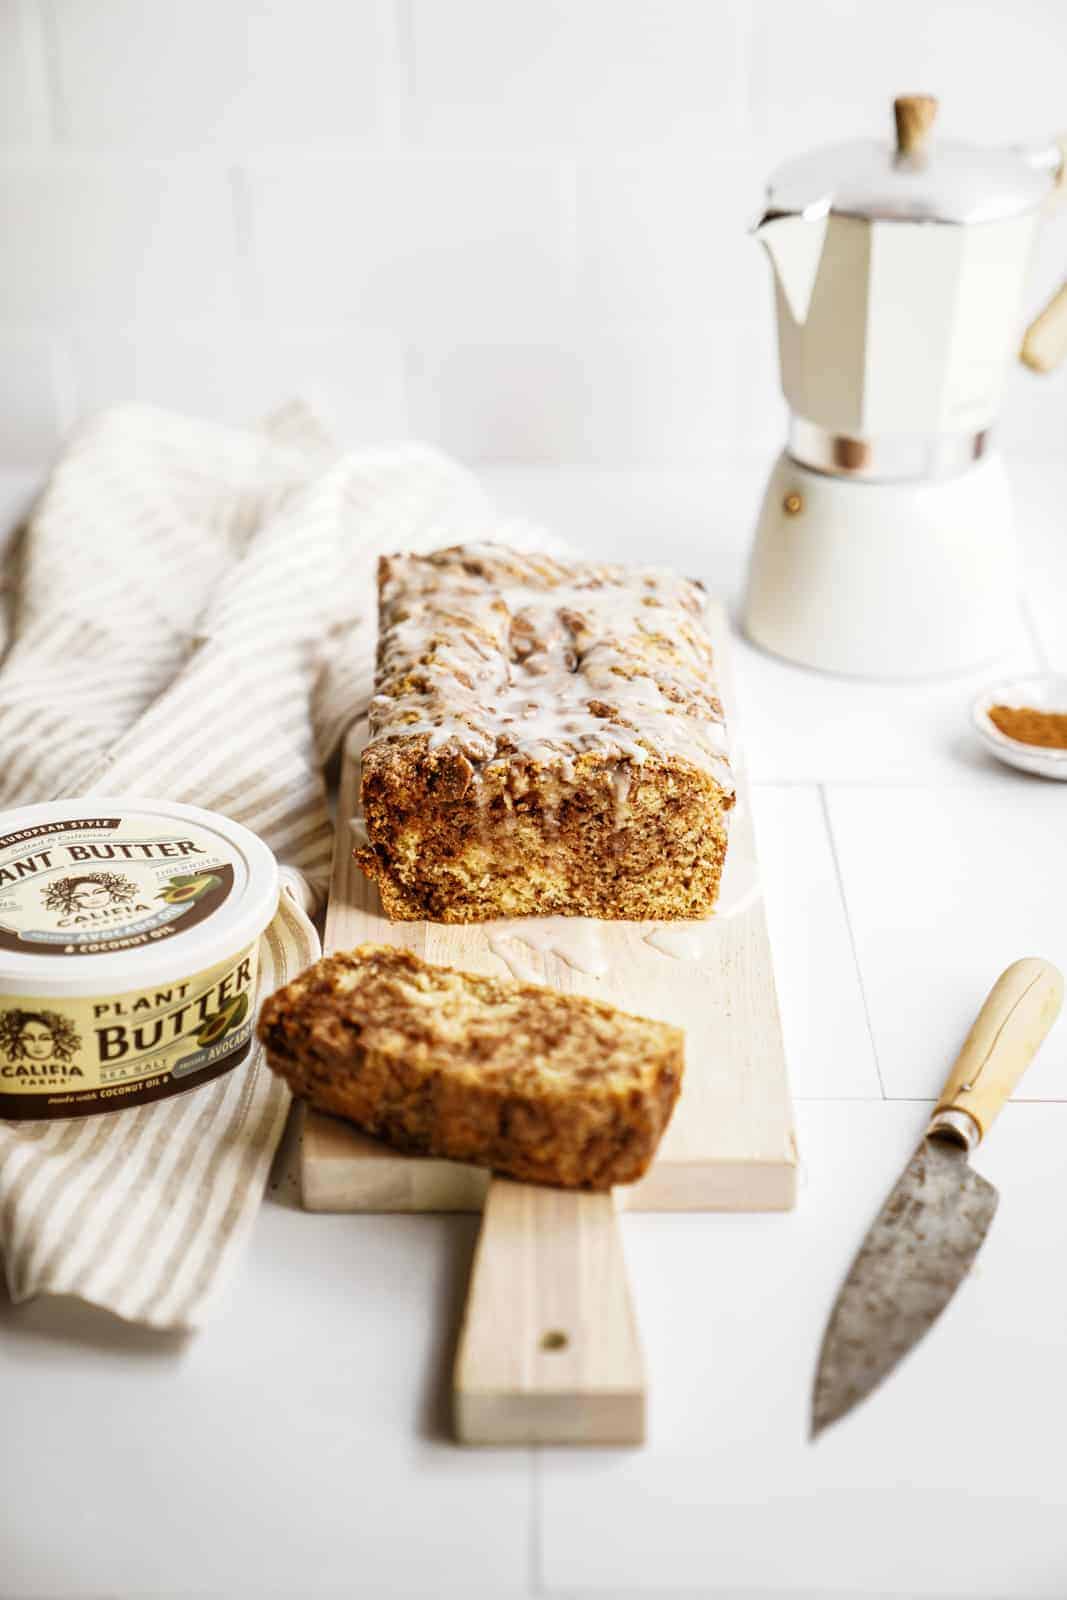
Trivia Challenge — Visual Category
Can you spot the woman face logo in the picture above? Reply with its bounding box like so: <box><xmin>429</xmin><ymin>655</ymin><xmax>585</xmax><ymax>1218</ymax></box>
<box><xmin>18</xmin><ymin>1020</ymin><xmax>55</xmax><ymax>1061</ymax></box>
<box><xmin>0</xmin><ymin>1008</ymin><xmax>81</xmax><ymax>1064</ymax></box>
<box><xmin>42</xmin><ymin>872</ymin><xmax>138</xmax><ymax>918</ymax></box>
<box><xmin>70</xmin><ymin>883</ymin><xmax>113</xmax><ymax>912</ymax></box>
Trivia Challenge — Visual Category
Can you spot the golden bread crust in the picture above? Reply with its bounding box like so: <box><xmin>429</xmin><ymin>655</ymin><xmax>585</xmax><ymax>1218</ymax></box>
<box><xmin>355</xmin><ymin>544</ymin><xmax>734</xmax><ymax>921</ymax></box>
<box><xmin>258</xmin><ymin>942</ymin><xmax>684</xmax><ymax>1190</ymax></box>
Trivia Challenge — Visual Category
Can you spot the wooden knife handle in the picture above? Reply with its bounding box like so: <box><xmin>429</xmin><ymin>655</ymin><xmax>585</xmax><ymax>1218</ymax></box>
<box><xmin>933</xmin><ymin>958</ymin><xmax>1063</xmax><ymax>1143</ymax></box>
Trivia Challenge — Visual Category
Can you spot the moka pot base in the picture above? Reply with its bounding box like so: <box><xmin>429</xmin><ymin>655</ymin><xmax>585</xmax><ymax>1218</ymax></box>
<box><xmin>742</xmin><ymin>449</ymin><xmax>1019</xmax><ymax>680</ymax></box>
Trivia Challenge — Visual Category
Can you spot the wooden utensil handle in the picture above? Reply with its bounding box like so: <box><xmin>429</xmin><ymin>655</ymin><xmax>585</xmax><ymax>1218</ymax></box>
<box><xmin>933</xmin><ymin>958</ymin><xmax>1063</xmax><ymax>1143</ymax></box>
<box><xmin>1021</xmin><ymin>281</ymin><xmax>1067</xmax><ymax>374</ymax></box>
<box><xmin>894</xmin><ymin>94</ymin><xmax>938</xmax><ymax>157</ymax></box>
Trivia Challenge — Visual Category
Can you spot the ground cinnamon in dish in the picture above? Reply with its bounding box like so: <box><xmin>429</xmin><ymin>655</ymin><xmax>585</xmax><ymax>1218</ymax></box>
<box><xmin>988</xmin><ymin>705</ymin><xmax>1067</xmax><ymax>749</ymax></box>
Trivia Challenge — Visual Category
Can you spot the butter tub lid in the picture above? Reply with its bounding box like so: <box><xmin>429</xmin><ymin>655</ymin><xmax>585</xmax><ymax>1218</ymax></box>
<box><xmin>0</xmin><ymin>799</ymin><xmax>280</xmax><ymax>999</ymax></box>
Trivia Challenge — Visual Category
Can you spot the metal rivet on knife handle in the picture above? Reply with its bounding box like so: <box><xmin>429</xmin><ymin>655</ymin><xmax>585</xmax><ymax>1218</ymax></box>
<box><xmin>929</xmin><ymin>957</ymin><xmax>1064</xmax><ymax>1145</ymax></box>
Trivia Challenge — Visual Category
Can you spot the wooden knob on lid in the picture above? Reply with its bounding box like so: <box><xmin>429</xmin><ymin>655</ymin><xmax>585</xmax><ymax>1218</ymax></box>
<box><xmin>894</xmin><ymin>94</ymin><xmax>938</xmax><ymax>157</ymax></box>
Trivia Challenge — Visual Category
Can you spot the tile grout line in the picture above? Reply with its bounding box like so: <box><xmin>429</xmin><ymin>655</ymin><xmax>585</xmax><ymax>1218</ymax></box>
<box><xmin>734</xmin><ymin>0</ymin><xmax>762</xmax><ymax>141</ymax></box>
<box><xmin>228</xmin><ymin>166</ymin><xmax>263</xmax><ymax>323</ymax></box>
<box><xmin>529</xmin><ymin>1446</ymin><xmax>544</xmax><ymax>1596</ymax></box>
<box><xmin>392</xmin><ymin>0</ymin><xmax>417</xmax><ymax>140</ymax></box>
<box><xmin>560</xmin><ymin>154</ymin><xmax>581</xmax><ymax>323</ymax></box>
<box><xmin>749</xmin><ymin>776</ymin><xmax>1024</xmax><ymax>790</ymax></box>
<box><xmin>795</xmin><ymin>1092</ymin><xmax>1067</xmax><ymax>1104</ymax></box>
<box><xmin>31</xmin><ymin>0</ymin><xmax>64</xmax><ymax>146</ymax></box>
<box><xmin>817</xmin><ymin>783</ymin><xmax>886</xmax><ymax>1100</ymax></box>
<box><xmin>47</xmin><ymin>330</ymin><xmax>79</xmax><ymax>437</ymax></box>
<box><xmin>875</xmin><ymin>1094</ymin><xmax>1067</xmax><ymax>1105</ymax></box>
<box><xmin>793</xmin><ymin>1093</ymin><xmax>901</xmax><ymax>1103</ymax></box>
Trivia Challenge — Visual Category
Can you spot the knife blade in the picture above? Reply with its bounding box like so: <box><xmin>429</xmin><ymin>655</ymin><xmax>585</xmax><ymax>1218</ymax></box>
<box><xmin>812</xmin><ymin>957</ymin><xmax>1063</xmax><ymax>1439</ymax></box>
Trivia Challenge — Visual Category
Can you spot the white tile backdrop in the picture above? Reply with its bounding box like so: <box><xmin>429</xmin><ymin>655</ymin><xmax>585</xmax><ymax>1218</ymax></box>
<box><xmin>1</xmin><ymin>0</ymin><xmax>1065</xmax><ymax>469</ymax></box>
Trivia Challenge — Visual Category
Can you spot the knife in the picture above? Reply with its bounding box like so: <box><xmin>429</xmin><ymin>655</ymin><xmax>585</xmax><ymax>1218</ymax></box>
<box><xmin>812</xmin><ymin>957</ymin><xmax>1063</xmax><ymax>1438</ymax></box>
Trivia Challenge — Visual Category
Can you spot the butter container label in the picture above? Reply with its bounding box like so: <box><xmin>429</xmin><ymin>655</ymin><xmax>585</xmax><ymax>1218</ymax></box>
<box><xmin>0</xmin><ymin>815</ymin><xmax>236</xmax><ymax>958</ymax></box>
<box><xmin>0</xmin><ymin>942</ymin><xmax>259</xmax><ymax>1120</ymax></box>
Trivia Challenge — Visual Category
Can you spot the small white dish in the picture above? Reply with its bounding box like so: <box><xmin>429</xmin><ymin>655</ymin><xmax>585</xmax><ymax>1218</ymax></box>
<box><xmin>972</xmin><ymin>674</ymin><xmax>1067</xmax><ymax>779</ymax></box>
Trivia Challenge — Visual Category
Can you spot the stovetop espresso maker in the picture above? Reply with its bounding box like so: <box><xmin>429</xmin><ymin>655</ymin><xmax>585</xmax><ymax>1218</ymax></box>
<box><xmin>743</xmin><ymin>95</ymin><xmax>1067</xmax><ymax>678</ymax></box>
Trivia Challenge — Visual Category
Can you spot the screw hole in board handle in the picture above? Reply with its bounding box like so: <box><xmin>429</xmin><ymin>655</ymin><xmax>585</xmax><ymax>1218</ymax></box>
<box><xmin>540</xmin><ymin>1329</ymin><xmax>569</xmax><ymax>1352</ymax></box>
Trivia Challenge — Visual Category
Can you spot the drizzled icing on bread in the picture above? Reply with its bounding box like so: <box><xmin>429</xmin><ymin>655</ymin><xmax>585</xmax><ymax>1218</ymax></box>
<box><xmin>367</xmin><ymin>543</ymin><xmax>733</xmax><ymax>792</ymax></box>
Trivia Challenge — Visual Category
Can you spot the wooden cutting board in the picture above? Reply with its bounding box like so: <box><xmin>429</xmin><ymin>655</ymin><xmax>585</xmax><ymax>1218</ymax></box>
<box><xmin>299</xmin><ymin>600</ymin><xmax>795</xmax><ymax>1442</ymax></box>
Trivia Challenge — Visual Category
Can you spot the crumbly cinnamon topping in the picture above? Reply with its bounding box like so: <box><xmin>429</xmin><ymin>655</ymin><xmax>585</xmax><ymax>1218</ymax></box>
<box><xmin>367</xmin><ymin>544</ymin><xmax>733</xmax><ymax>792</ymax></box>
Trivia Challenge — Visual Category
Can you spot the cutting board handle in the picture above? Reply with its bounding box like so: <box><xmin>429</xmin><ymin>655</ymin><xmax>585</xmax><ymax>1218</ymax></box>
<box><xmin>453</xmin><ymin>1178</ymin><xmax>646</xmax><ymax>1446</ymax></box>
<box><xmin>931</xmin><ymin>958</ymin><xmax>1063</xmax><ymax>1145</ymax></box>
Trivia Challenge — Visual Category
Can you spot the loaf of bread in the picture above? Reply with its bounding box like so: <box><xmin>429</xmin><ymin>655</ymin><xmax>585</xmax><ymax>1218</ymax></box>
<box><xmin>258</xmin><ymin>943</ymin><xmax>684</xmax><ymax>1190</ymax></box>
<box><xmin>354</xmin><ymin>543</ymin><xmax>734</xmax><ymax>922</ymax></box>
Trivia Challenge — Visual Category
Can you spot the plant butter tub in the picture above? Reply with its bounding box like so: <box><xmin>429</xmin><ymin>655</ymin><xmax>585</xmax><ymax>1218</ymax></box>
<box><xmin>0</xmin><ymin>799</ymin><xmax>279</xmax><ymax>1121</ymax></box>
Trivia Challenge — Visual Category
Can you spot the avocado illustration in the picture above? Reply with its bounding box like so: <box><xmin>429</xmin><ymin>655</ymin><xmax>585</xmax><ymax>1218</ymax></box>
<box><xmin>158</xmin><ymin>872</ymin><xmax>222</xmax><ymax>906</ymax></box>
<box><xmin>196</xmin><ymin>992</ymin><xmax>250</xmax><ymax>1050</ymax></box>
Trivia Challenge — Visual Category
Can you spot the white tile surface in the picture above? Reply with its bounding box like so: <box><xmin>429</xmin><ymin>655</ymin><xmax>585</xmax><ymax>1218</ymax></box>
<box><xmin>4</xmin><ymin>454</ymin><xmax>1067</xmax><ymax>1598</ymax></box>
<box><xmin>752</xmin><ymin>0</ymin><xmax>1067</xmax><ymax>150</ymax></box>
<box><xmin>1013</xmin><ymin>461</ymin><xmax>1067</xmax><ymax>671</ymax></box>
<box><xmin>415</xmin><ymin>324</ymin><xmax>744</xmax><ymax>465</ymax></box>
<box><xmin>409</xmin><ymin>342</ymin><xmax>588</xmax><ymax>465</ymax></box>
<box><xmin>242</xmin><ymin>157</ymin><xmax>572</xmax><ymax>334</ymax></box>
<box><xmin>826</xmin><ymin>785</ymin><xmax>1067</xmax><ymax>1100</ymax></box>
<box><xmin>541</xmin><ymin>1099</ymin><xmax>1067</xmax><ymax>1598</ymax></box>
<box><xmin>0</xmin><ymin>1199</ymin><xmax>530</xmax><ymax>1597</ymax></box>
<box><xmin>737</xmin><ymin>296</ymin><xmax>790</xmax><ymax>460</ymax></box>
<box><xmin>0</xmin><ymin>160</ymin><xmax>241</xmax><ymax>324</ymax></box>
<box><xmin>1002</xmin><ymin>201</ymin><xmax>1067</xmax><ymax>463</ymax></box>
<box><xmin>0</xmin><ymin>0</ymin><xmax>1062</xmax><ymax>469</ymax></box>
<box><xmin>0</xmin><ymin>0</ymin><xmax>1064</xmax><ymax>1585</ymax></box>
<box><xmin>568</xmin><ymin>321</ymin><xmax>742</xmax><ymax>467</ymax></box>
<box><xmin>750</xmin><ymin>786</ymin><xmax>881</xmax><ymax>1099</ymax></box>
<box><xmin>735</xmin><ymin>629</ymin><xmax>1041</xmax><ymax>786</ymax></box>
<box><xmin>576</xmin><ymin>155</ymin><xmax>760</xmax><ymax>328</ymax></box>
<box><xmin>0</xmin><ymin>468</ymin><xmax>40</xmax><ymax>541</ymax></box>
<box><xmin>46</xmin><ymin>0</ymin><xmax>397</xmax><ymax>152</ymax></box>
<box><xmin>1002</xmin><ymin>350</ymin><xmax>1067</xmax><ymax>465</ymax></box>
<box><xmin>65</xmin><ymin>323</ymin><xmax>409</xmax><ymax>444</ymax></box>
<box><xmin>0</xmin><ymin>468</ymin><xmax>39</xmax><ymax>647</ymax></box>
<box><xmin>0</xmin><ymin>330</ymin><xmax>67</xmax><ymax>465</ymax></box>
<box><xmin>0</xmin><ymin>0</ymin><xmax>50</xmax><ymax>147</ymax></box>
<box><xmin>481</xmin><ymin>463</ymin><xmax>758</xmax><ymax>592</ymax></box>
<box><xmin>410</xmin><ymin>0</ymin><xmax>748</xmax><ymax>151</ymax></box>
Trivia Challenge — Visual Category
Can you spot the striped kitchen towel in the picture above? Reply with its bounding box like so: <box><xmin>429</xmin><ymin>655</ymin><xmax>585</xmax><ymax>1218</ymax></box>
<box><xmin>0</xmin><ymin>401</ymin><xmax>521</xmax><ymax>1329</ymax></box>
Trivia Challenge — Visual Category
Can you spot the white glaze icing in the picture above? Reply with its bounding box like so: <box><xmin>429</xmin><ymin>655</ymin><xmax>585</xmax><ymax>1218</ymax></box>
<box><xmin>486</xmin><ymin>915</ymin><xmax>611</xmax><ymax>984</ymax></box>
<box><xmin>486</xmin><ymin>887</ymin><xmax>762</xmax><ymax>980</ymax></box>
<box><xmin>366</xmin><ymin>544</ymin><xmax>733</xmax><ymax>795</ymax></box>
<box><xmin>610</xmin><ymin>765</ymin><xmax>632</xmax><ymax>827</ymax></box>
<box><xmin>642</xmin><ymin>923</ymin><xmax>709</xmax><ymax>961</ymax></box>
